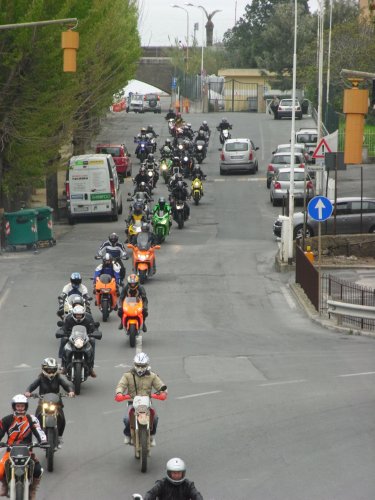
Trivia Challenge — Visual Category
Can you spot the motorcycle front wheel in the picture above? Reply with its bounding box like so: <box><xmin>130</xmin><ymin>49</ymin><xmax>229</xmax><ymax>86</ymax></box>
<box><xmin>177</xmin><ymin>212</ymin><xmax>184</xmax><ymax>229</ymax></box>
<box><xmin>129</xmin><ymin>324</ymin><xmax>137</xmax><ymax>348</ymax></box>
<box><xmin>102</xmin><ymin>298</ymin><xmax>110</xmax><ymax>322</ymax></box>
<box><xmin>46</xmin><ymin>428</ymin><xmax>55</xmax><ymax>472</ymax></box>
<box><xmin>139</xmin><ymin>426</ymin><xmax>148</xmax><ymax>473</ymax></box>
<box><xmin>15</xmin><ymin>481</ymin><xmax>24</xmax><ymax>500</ymax></box>
<box><xmin>193</xmin><ymin>192</ymin><xmax>200</xmax><ymax>206</ymax></box>
<box><xmin>73</xmin><ymin>363</ymin><xmax>82</xmax><ymax>395</ymax></box>
<box><xmin>138</xmin><ymin>269</ymin><xmax>147</xmax><ymax>284</ymax></box>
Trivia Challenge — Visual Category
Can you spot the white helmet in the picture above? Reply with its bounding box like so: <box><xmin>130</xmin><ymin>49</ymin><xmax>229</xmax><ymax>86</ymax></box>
<box><xmin>72</xmin><ymin>305</ymin><xmax>85</xmax><ymax>323</ymax></box>
<box><xmin>42</xmin><ymin>357</ymin><xmax>58</xmax><ymax>379</ymax></box>
<box><xmin>166</xmin><ymin>457</ymin><xmax>186</xmax><ymax>484</ymax></box>
<box><xmin>12</xmin><ymin>394</ymin><xmax>28</xmax><ymax>415</ymax></box>
<box><xmin>133</xmin><ymin>352</ymin><xmax>150</xmax><ymax>376</ymax></box>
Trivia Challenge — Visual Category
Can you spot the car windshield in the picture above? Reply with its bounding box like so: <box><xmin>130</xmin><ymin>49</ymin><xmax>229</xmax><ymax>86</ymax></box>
<box><xmin>272</xmin><ymin>155</ymin><xmax>302</xmax><ymax>164</ymax></box>
<box><xmin>99</xmin><ymin>147</ymin><xmax>120</xmax><ymax>157</ymax></box>
<box><xmin>225</xmin><ymin>143</ymin><xmax>248</xmax><ymax>152</ymax></box>
<box><xmin>278</xmin><ymin>172</ymin><xmax>306</xmax><ymax>181</ymax></box>
<box><xmin>280</xmin><ymin>100</ymin><xmax>299</xmax><ymax>106</ymax></box>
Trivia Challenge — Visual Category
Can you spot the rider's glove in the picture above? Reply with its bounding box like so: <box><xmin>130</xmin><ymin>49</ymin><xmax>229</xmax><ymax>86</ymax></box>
<box><xmin>115</xmin><ymin>393</ymin><xmax>129</xmax><ymax>402</ymax></box>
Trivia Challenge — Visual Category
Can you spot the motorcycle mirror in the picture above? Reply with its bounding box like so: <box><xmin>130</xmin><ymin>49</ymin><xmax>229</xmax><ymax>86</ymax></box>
<box><xmin>155</xmin><ymin>245</ymin><xmax>161</xmax><ymax>249</ymax></box>
<box><xmin>55</xmin><ymin>331</ymin><xmax>65</xmax><ymax>338</ymax></box>
<box><xmin>57</xmin><ymin>321</ymin><xmax>64</xmax><ymax>327</ymax></box>
<box><xmin>94</xmin><ymin>255</ymin><xmax>101</xmax><ymax>260</ymax></box>
<box><xmin>92</xmin><ymin>331</ymin><xmax>103</xmax><ymax>340</ymax></box>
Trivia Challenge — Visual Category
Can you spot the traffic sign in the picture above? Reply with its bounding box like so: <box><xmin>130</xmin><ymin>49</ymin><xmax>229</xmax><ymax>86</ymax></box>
<box><xmin>307</xmin><ymin>196</ymin><xmax>333</xmax><ymax>222</ymax></box>
<box><xmin>312</xmin><ymin>137</ymin><xmax>331</xmax><ymax>159</ymax></box>
<box><xmin>171</xmin><ymin>77</ymin><xmax>177</xmax><ymax>89</ymax></box>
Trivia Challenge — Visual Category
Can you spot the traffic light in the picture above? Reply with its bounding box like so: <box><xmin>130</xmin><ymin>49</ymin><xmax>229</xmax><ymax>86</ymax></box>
<box><xmin>343</xmin><ymin>81</ymin><xmax>368</xmax><ymax>164</ymax></box>
<box><xmin>61</xmin><ymin>30</ymin><xmax>79</xmax><ymax>72</ymax></box>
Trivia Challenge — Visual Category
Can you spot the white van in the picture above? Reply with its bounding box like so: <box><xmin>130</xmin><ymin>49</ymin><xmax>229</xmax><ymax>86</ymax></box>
<box><xmin>66</xmin><ymin>154</ymin><xmax>123</xmax><ymax>224</ymax></box>
<box><xmin>295</xmin><ymin>128</ymin><xmax>318</xmax><ymax>162</ymax></box>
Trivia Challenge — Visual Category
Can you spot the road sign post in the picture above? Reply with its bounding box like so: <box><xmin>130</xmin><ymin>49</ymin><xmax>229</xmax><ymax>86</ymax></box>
<box><xmin>307</xmin><ymin>196</ymin><xmax>333</xmax><ymax>314</ymax></box>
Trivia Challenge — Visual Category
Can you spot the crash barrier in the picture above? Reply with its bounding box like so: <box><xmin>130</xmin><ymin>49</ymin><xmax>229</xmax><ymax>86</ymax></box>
<box><xmin>322</xmin><ymin>274</ymin><xmax>375</xmax><ymax>332</ymax></box>
<box><xmin>3</xmin><ymin>206</ymin><xmax>55</xmax><ymax>251</ymax></box>
<box><xmin>295</xmin><ymin>245</ymin><xmax>319</xmax><ymax>311</ymax></box>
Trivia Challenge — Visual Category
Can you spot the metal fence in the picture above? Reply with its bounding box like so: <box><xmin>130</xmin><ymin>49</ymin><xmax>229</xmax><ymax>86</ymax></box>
<box><xmin>321</xmin><ymin>274</ymin><xmax>375</xmax><ymax>331</ymax></box>
<box><xmin>208</xmin><ymin>79</ymin><xmax>259</xmax><ymax>113</ymax></box>
<box><xmin>337</xmin><ymin>131</ymin><xmax>375</xmax><ymax>157</ymax></box>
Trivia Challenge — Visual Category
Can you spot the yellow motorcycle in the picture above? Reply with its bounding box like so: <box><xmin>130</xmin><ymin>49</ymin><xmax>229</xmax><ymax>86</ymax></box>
<box><xmin>191</xmin><ymin>177</ymin><xmax>203</xmax><ymax>206</ymax></box>
<box><xmin>126</xmin><ymin>219</ymin><xmax>142</xmax><ymax>244</ymax></box>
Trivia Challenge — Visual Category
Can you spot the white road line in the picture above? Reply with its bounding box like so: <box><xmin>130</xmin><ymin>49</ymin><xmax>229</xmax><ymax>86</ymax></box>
<box><xmin>281</xmin><ymin>285</ymin><xmax>296</xmax><ymax>309</ymax></box>
<box><xmin>337</xmin><ymin>371</ymin><xmax>375</xmax><ymax>378</ymax></box>
<box><xmin>258</xmin><ymin>379</ymin><xmax>307</xmax><ymax>387</ymax></box>
<box><xmin>0</xmin><ymin>288</ymin><xmax>10</xmax><ymax>309</ymax></box>
<box><xmin>176</xmin><ymin>390</ymin><xmax>222</xmax><ymax>400</ymax></box>
<box><xmin>136</xmin><ymin>334</ymin><xmax>142</xmax><ymax>353</ymax></box>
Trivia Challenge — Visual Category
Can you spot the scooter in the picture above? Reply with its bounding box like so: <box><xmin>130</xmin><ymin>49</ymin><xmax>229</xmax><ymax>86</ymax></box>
<box><xmin>127</xmin><ymin>233</ymin><xmax>160</xmax><ymax>284</ymax></box>
<box><xmin>121</xmin><ymin>297</ymin><xmax>144</xmax><ymax>348</ymax></box>
<box><xmin>94</xmin><ymin>273</ymin><xmax>118</xmax><ymax>322</ymax></box>
<box><xmin>191</xmin><ymin>177</ymin><xmax>203</xmax><ymax>205</ymax></box>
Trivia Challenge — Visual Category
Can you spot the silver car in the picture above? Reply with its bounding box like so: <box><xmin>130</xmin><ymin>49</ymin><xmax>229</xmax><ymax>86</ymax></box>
<box><xmin>266</xmin><ymin>152</ymin><xmax>305</xmax><ymax>188</ymax></box>
<box><xmin>219</xmin><ymin>138</ymin><xmax>259</xmax><ymax>175</ymax></box>
<box><xmin>272</xmin><ymin>143</ymin><xmax>310</xmax><ymax>164</ymax></box>
<box><xmin>273</xmin><ymin>197</ymin><xmax>375</xmax><ymax>239</ymax></box>
<box><xmin>270</xmin><ymin>168</ymin><xmax>314</xmax><ymax>206</ymax></box>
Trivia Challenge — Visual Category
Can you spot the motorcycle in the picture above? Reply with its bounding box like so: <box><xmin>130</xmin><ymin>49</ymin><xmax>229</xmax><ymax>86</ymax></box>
<box><xmin>56</xmin><ymin>324</ymin><xmax>102</xmax><ymax>395</ymax></box>
<box><xmin>194</xmin><ymin>140</ymin><xmax>206</xmax><ymax>164</ymax></box>
<box><xmin>181</xmin><ymin>155</ymin><xmax>194</xmax><ymax>179</ymax></box>
<box><xmin>127</xmin><ymin>233</ymin><xmax>160</xmax><ymax>284</ymax></box>
<box><xmin>0</xmin><ymin>441</ymin><xmax>48</xmax><ymax>500</ymax></box>
<box><xmin>134</xmin><ymin>138</ymin><xmax>148</xmax><ymax>163</ymax></box>
<box><xmin>218</xmin><ymin>127</ymin><xmax>231</xmax><ymax>145</ymax></box>
<box><xmin>170</xmin><ymin>197</ymin><xmax>188</xmax><ymax>229</ymax></box>
<box><xmin>94</xmin><ymin>273</ymin><xmax>118</xmax><ymax>322</ymax></box>
<box><xmin>152</xmin><ymin>209</ymin><xmax>171</xmax><ymax>244</ymax></box>
<box><xmin>116</xmin><ymin>392</ymin><xmax>166</xmax><ymax>473</ymax></box>
<box><xmin>191</xmin><ymin>177</ymin><xmax>203</xmax><ymax>205</ymax></box>
<box><xmin>126</xmin><ymin>219</ymin><xmax>142</xmax><ymax>245</ymax></box>
<box><xmin>121</xmin><ymin>296</ymin><xmax>144</xmax><ymax>348</ymax></box>
<box><xmin>31</xmin><ymin>393</ymin><xmax>66</xmax><ymax>472</ymax></box>
<box><xmin>159</xmin><ymin>158</ymin><xmax>172</xmax><ymax>184</ymax></box>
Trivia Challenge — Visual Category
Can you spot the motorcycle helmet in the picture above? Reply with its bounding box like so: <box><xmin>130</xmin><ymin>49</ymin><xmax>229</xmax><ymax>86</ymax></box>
<box><xmin>165</xmin><ymin>138</ymin><xmax>171</xmax><ymax>145</ymax></box>
<box><xmin>133</xmin><ymin>201</ymin><xmax>143</xmax><ymax>215</ymax></box>
<box><xmin>186</xmin><ymin>123</ymin><xmax>192</xmax><ymax>129</ymax></box>
<box><xmin>12</xmin><ymin>394</ymin><xmax>28</xmax><ymax>415</ymax></box>
<box><xmin>147</xmin><ymin>124</ymin><xmax>153</xmax><ymax>131</ymax></box>
<box><xmin>166</xmin><ymin>458</ymin><xmax>186</xmax><ymax>484</ymax></box>
<box><xmin>222</xmin><ymin>117</ymin><xmax>227</xmax><ymax>123</ymax></box>
<box><xmin>141</xmin><ymin>222</ymin><xmax>150</xmax><ymax>233</ymax></box>
<box><xmin>103</xmin><ymin>252</ymin><xmax>113</xmax><ymax>267</ymax></box>
<box><xmin>42</xmin><ymin>357</ymin><xmax>59</xmax><ymax>379</ymax></box>
<box><xmin>198</xmin><ymin>129</ymin><xmax>205</xmax><ymax>137</ymax></box>
<box><xmin>140</xmin><ymin>127</ymin><xmax>146</xmax><ymax>134</ymax></box>
<box><xmin>127</xmin><ymin>273</ymin><xmax>139</xmax><ymax>291</ymax></box>
<box><xmin>139</xmin><ymin>165</ymin><xmax>146</xmax><ymax>174</ymax></box>
<box><xmin>202</xmin><ymin>120</ymin><xmax>208</xmax><ymax>126</ymax></box>
<box><xmin>176</xmin><ymin>173</ymin><xmax>183</xmax><ymax>182</ymax></box>
<box><xmin>72</xmin><ymin>305</ymin><xmax>85</xmax><ymax>323</ymax></box>
<box><xmin>158</xmin><ymin>197</ymin><xmax>166</xmax><ymax>210</ymax></box>
<box><xmin>109</xmin><ymin>232</ymin><xmax>119</xmax><ymax>245</ymax></box>
<box><xmin>177</xmin><ymin>180</ymin><xmax>184</xmax><ymax>189</ymax></box>
<box><xmin>70</xmin><ymin>272</ymin><xmax>82</xmax><ymax>288</ymax></box>
<box><xmin>133</xmin><ymin>352</ymin><xmax>150</xmax><ymax>376</ymax></box>
<box><xmin>70</xmin><ymin>294</ymin><xmax>85</xmax><ymax>308</ymax></box>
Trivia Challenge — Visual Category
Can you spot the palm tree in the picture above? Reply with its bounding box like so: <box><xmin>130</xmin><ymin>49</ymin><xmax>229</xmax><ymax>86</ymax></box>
<box><xmin>200</xmin><ymin>8</ymin><xmax>222</xmax><ymax>46</ymax></box>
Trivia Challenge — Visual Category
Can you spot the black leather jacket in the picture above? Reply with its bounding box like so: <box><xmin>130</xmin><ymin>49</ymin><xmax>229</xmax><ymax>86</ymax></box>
<box><xmin>119</xmin><ymin>284</ymin><xmax>148</xmax><ymax>306</ymax></box>
<box><xmin>60</xmin><ymin>312</ymin><xmax>98</xmax><ymax>336</ymax></box>
<box><xmin>144</xmin><ymin>478</ymin><xmax>203</xmax><ymax>500</ymax></box>
<box><xmin>26</xmin><ymin>374</ymin><xmax>73</xmax><ymax>397</ymax></box>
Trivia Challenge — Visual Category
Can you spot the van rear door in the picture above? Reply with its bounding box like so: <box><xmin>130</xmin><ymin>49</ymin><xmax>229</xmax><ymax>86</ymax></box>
<box><xmin>69</xmin><ymin>161</ymin><xmax>92</xmax><ymax>215</ymax></box>
<box><xmin>88</xmin><ymin>159</ymin><xmax>112</xmax><ymax>214</ymax></box>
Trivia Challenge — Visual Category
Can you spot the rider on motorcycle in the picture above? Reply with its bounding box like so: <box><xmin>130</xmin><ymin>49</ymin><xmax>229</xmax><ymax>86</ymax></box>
<box><xmin>169</xmin><ymin>180</ymin><xmax>191</xmax><ymax>220</ymax></box>
<box><xmin>24</xmin><ymin>358</ymin><xmax>75</xmax><ymax>448</ymax></box>
<box><xmin>57</xmin><ymin>272</ymin><xmax>91</xmax><ymax>317</ymax></box>
<box><xmin>0</xmin><ymin>395</ymin><xmax>48</xmax><ymax>499</ymax></box>
<box><xmin>191</xmin><ymin>164</ymin><xmax>206</xmax><ymax>180</ymax></box>
<box><xmin>216</xmin><ymin>117</ymin><xmax>232</xmax><ymax>131</ymax></box>
<box><xmin>93</xmin><ymin>253</ymin><xmax>121</xmax><ymax>287</ymax></box>
<box><xmin>57</xmin><ymin>305</ymin><xmax>100</xmax><ymax>377</ymax></box>
<box><xmin>200</xmin><ymin>120</ymin><xmax>210</xmax><ymax>136</ymax></box>
<box><xmin>118</xmin><ymin>274</ymin><xmax>148</xmax><ymax>331</ymax></box>
<box><xmin>165</xmin><ymin>108</ymin><xmax>176</xmax><ymax>120</ymax></box>
<box><xmin>160</xmin><ymin>139</ymin><xmax>173</xmax><ymax>158</ymax></box>
<box><xmin>174</xmin><ymin>112</ymin><xmax>184</xmax><ymax>127</ymax></box>
<box><xmin>97</xmin><ymin>233</ymin><xmax>128</xmax><ymax>284</ymax></box>
<box><xmin>144</xmin><ymin>457</ymin><xmax>203</xmax><ymax>500</ymax></box>
<box><xmin>153</xmin><ymin>197</ymin><xmax>172</xmax><ymax>218</ymax></box>
<box><xmin>115</xmin><ymin>352</ymin><xmax>167</xmax><ymax>446</ymax></box>
<box><xmin>134</xmin><ymin>165</ymin><xmax>150</xmax><ymax>191</ymax></box>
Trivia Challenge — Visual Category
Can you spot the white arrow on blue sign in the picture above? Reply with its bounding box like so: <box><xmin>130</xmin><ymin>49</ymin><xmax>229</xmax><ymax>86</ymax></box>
<box><xmin>307</xmin><ymin>195</ymin><xmax>333</xmax><ymax>222</ymax></box>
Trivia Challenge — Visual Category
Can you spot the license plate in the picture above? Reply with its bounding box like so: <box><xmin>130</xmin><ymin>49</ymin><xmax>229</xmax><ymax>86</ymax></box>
<box><xmin>74</xmin><ymin>206</ymin><xmax>89</xmax><ymax>212</ymax></box>
<box><xmin>231</xmin><ymin>156</ymin><xmax>243</xmax><ymax>160</ymax></box>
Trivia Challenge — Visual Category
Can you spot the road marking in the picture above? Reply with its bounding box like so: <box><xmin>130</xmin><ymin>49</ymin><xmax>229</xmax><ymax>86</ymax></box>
<box><xmin>136</xmin><ymin>334</ymin><xmax>142</xmax><ymax>353</ymax></box>
<box><xmin>15</xmin><ymin>364</ymin><xmax>31</xmax><ymax>368</ymax></box>
<box><xmin>176</xmin><ymin>390</ymin><xmax>222</xmax><ymax>400</ymax></box>
<box><xmin>258</xmin><ymin>379</ymin><xmax>306</xmax><ymax>387</ymax></box>
<box><xmin>337</xmin><ymin>371</ymin><xmax>375</xmax><ymax>378</ymax></box>
<box><xmin>115</xmin><ymin>364</ymin><xmax>131</xmax><ymax>368</ymax></box>
<box><xmin>0</xmin><ymin>288</ymin><xmax>10</xmax><ymax>309</ymax></box>
<box><xmin>281</xmin><ymin>285</ymin><xmax>296</xmax><ymax>309</ymax></box>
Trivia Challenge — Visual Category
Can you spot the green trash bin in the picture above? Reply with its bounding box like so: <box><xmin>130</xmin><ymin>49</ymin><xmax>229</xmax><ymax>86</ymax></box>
<box><xmin>4</xmin><ymin>209</ymin><xmax>38</xmax><ymax>250</ymax></box>
<box><xmin>35</xmin><ymin>206</ymin><xmax>55</xmax><ymax>245</ymax></box>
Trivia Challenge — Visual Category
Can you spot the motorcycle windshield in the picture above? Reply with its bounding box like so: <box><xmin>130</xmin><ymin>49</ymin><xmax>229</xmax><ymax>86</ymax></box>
<box><xmin>41</xmin><ymin>393</ymin><xmax>61</xmax><ymax>404</ymax></box>
<box><xmin>98</xmin><ymin>273</ymin><xmax>112</xmax><ymax>284</ymax></box>
<box><xmin>136</xmin><ymin>233</ymin><xmax>151</xmax><ymax>250</ymax></box>
<box><xmin>69</xmin><ymin>325</ymin><xmax>89</xmax><ymax>344</ymax></box>
<box><xmin>10</xmin><ymin>446</ymin><xmax>29</xmax><ymax>458</ymax></box>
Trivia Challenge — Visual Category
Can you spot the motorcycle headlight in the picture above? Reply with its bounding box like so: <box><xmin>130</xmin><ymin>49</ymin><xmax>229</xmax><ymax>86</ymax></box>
<box><xmin>178</xmin><ymin>145</ymin><xmax>183</xmax><ymax>150</ymax></box>
<box><xmin>197</xmin><ymin>145</ymin><xmax>203</xmax><ymax>150</ymax></box>
<box><xmin>74</xmin><ymin>338</ymin><xmax>84</xmax><ymax>349</ymax></box>
<box><xmin>161</xmin><ymin>164</ymin><xmax>167</xmax><ymax>170</ymax></box>
<box><xmin>43</xmin><ymin>403</ymin><xmax>49</xmax><ymax>409</ymax></box>
<box><xmin>183</xmin><ymin>156</ymin><xmax>188</xmax><ymax>161</ymax></box>
<box><xmin>194</xmin><ymin>182</ymin><xmax>200</xmax><ymax>188</ymax></box>
<box><xmin>148</xmin><ymin>171</ymin><xmax>153</xmax><ymax>177</ymax></box>
<box><xmin>138</xmin><ymin>254</ymin><xmax>145</xmax><ymax>260</ymax></box>
<box><xmin>49</xmin><ymin>404</ymin><xmax>56</xmax><ymax>412</ymax></box>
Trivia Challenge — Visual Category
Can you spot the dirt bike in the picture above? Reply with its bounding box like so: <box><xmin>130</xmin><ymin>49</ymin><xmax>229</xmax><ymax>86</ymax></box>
<box><xmin>0</xmin><ymin>442</ymin><xmax>48</xmax><ymax>500</ymax></box>
<box><xmin>56</xmin><ymin>325</ymin><xmax>102</xmax><ymax>395</ymax></box>
<box><xmin>191</xmin><ymin>177</ymin><xmax>203</xmax><ymax>206</ymax></box>
<box><xmin>121</xmin><ymin>296</ymin><xmax>144</xmax><ymax>348</ymax></box>
<box><xmin>30</xmin><ymin>393</ymin><xmax>67</xmax><ymax>472</ymax></box>
<box><xmin>94</xmin><ymin>273</ymin><xmax>118</xmax><ymax>322</ymax></box>
<box><xmin>127</xmin><ymin>233</ymin><xmax>160</xmax><ymax>284</ymax></box>
<box><xmin>115</xmin><ymin>392</ymin><xmax>166</xmax><ymax>473</ymax></box>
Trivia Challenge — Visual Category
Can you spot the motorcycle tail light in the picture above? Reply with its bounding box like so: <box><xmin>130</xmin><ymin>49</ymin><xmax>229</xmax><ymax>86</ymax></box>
<box><xmin>65</xmin><ymin>181</ymin><xmax>70</xmax><ymax>199</ymax></box>
<box><xmin>299</xmin><ymin>163</ymin><xmax>305</xmax><ymax>168</ymax></box>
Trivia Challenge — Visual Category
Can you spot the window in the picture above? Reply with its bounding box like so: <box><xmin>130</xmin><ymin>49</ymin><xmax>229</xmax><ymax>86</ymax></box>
<box><xmin>335</xmin><ymin>202</ymin><xmax>350</xmax><ymax>215</ymax></box>
<box><xmin>350</xmin><ymin>200</ymin><xmax>375</xmax><ymax>214</ymax></box>
<box><xmin>225</xmin><ymin>142</ymin><xmax>249</xmax><ymax>152</ymax></box>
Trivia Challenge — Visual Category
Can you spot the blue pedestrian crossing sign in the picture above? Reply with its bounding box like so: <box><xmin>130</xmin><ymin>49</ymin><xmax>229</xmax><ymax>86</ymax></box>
<box><xmin>307</xmin><ymin>196</ymin><xmax>333</xmax><ymax>222</ymax></box>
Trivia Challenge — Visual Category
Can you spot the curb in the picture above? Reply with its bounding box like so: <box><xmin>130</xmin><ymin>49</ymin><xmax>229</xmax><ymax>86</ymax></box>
<box><xmin>0</xmin><ymin>275</ymin><xmax>10</xmax><ymax>300</ymax></box>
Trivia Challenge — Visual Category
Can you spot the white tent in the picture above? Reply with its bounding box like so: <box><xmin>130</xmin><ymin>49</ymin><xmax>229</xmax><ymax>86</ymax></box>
<box><xmin>121</xmin><ymin>79</ymin><xmax>169</xmax><ymax>97</ymax></box>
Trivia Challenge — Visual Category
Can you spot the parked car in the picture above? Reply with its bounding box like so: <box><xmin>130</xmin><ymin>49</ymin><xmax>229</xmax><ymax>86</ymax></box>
<box><xmin>273</xmin><ymin>197</ymin><xmax>375</xmax><ymax>239</ymax></box>
<box><xmin>275</xmin><ymin>99</ymin><xmax>302</xmax><ymax>120</ymax></box>
<box><xmin>270</xmin><ymin>167</ymin><xmax>314</xmax><ymax>206</ymax></box>
<box><xmin>219</xmin><ymin>138</ymin><xmax>259</xmax><ymax>175</ymax></box>
<box><xmin>126</xmin><ymin>94</ymin><xmax>144</xmax><ymax>113</ymax></box>
<box><xmin>95</xmin><ymin>143</ymin><xmax>132</xmax><ymax>181</ymax></box>
<box><xmin>266</xmin><ymin>152</ymin><xmax>305</xmax><ymax>188</ymax></box>
<box><xmin>142</xmin><ymin>93</ymin><xmax>161</xmax><ymax>113</ymax></box>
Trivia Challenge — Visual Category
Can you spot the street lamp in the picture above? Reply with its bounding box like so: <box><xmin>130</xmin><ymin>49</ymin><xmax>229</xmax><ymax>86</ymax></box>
<box><xmin>185</xmin><ymin>3</ymin><xmax>204</xmax><ymax>77</ymax></box>
<box><xmin>171</xmin><ymin>4</ymin><xmax>190</xmax><ymax>70</ymax></box>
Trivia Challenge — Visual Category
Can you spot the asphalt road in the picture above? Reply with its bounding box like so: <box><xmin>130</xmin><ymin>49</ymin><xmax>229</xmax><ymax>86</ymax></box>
<box><xmin>1</xmin><ymin>110</ymin><xmax>375</xmax><ymax>500</ymax></box>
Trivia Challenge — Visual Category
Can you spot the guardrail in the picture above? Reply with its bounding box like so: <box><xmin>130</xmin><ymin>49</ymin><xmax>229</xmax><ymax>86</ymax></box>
<box><xmin>327</xmin><ymin>299</ymin><xmax>375</xmax><ymax>329</ymax></box>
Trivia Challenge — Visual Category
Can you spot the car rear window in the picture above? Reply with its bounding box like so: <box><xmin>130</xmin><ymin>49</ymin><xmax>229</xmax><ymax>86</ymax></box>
<box><xmin>98</xmin><ymin>147</ymin><xmax>121</xmax><ymax>157</ymax></box>
<box><xmin>225</xmin><ymin>142</ymin><xmax>249</xmax><ymax>152</ymax></box>
<box><xmin>272</xmin><ymin>155</ymin><xmax>302</xmax><ymax>164</ymax></box>
<box><xmin>278</xmin><ymin>172</ymin><xmax>306</xmax><ymax>181</ymax></box>
<box><xmin>296</xmin><ymin>134</ymin><xmax>317</xmax><ymax>144</ymax></box>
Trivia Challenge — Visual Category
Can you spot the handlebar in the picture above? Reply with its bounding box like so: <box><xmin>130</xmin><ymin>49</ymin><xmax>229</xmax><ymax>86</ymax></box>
<box><xmin>0</xmin><ymin>442</ymin><xmax>50</xmax><ymax>450</ymax></box>
<box><xmin>115</xmin><ymin>392</ymin><xmax>167</xmax><ymax>402</ymax></box>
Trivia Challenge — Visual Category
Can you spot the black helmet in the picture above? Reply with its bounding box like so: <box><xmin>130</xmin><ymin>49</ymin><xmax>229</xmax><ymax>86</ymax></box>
<box><xmin>158</xmin><ymin>197</ymin><xmax>166</xmax><ymax>209</ymax></box>
<box><xmin>133</xmin><ymin>201</ymin><xmax>143</xmax><ymax>215</ymax></box>
<box><xmin>109</xmin><ymin>232</ymin><xmax>119</xmax><ymax>245</ymax></box>
<box><xmin>222</xmin><ymin>117</ymin><xmax>228</xmax><ymax>123</ymax></box>
<box><xmin>70</xmin><ymin>272</ymin><xmax>82</xmax><ymax>287</ymax></box>
<box><xmin>140</xmin><ymin>165</ymin><xmax>146</xmax><ymax>174</ymax></box>
<box><xmin>147</xmin><ymin>153</ymin><xmax>154</xmax><ymax>162</ymax></box>
<box><xmin>138</xmin><ymin>182</ymin><xmax>147</xmax><ymax>193</ymax></box>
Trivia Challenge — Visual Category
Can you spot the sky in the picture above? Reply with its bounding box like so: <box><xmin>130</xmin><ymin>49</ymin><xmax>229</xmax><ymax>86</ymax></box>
<box><xmin>138</xmin><ymin>0</ymin><xmax>320</xmax><ymax>46</ymax></box>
